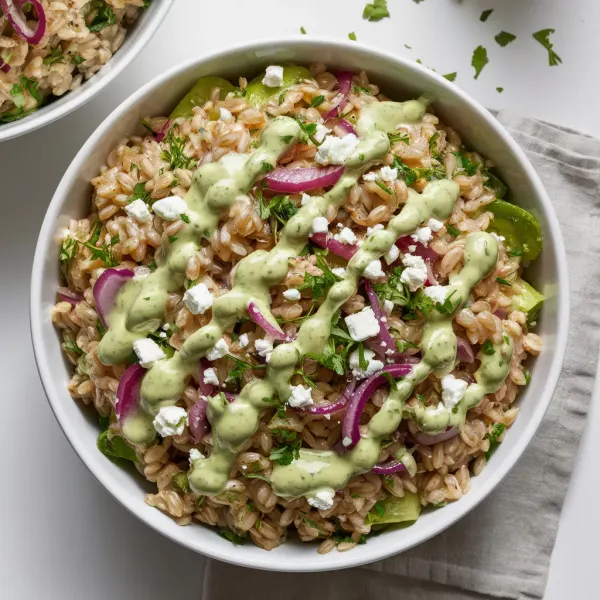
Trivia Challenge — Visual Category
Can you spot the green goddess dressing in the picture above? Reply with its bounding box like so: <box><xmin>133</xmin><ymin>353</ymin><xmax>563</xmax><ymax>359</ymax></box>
<box><xmin>97</xmin><ymin>96</ymin><xmax>513</xmax><ymax>502</ymax></box>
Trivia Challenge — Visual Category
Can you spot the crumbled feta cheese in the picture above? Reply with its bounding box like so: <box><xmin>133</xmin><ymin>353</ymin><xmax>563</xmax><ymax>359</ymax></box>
<box><xmin>283</xmin><ymin>288</ymin><xmax>301</xmax><ymax>301</ymax></box>
<box><xmin>311</xmin><ymin>216</ymin><xmax>329</xmax><ymax>233</ymax></box>
<box><xmin>152</xmin><ymin>406</ymin><xmax>188</xmax><ymax>437</ymax></box>
<box><xmin>385</xmin><ymin>244</ymin><xmax>400</xmax><ymax>265</ymax></box>
<box><xmin>306</xmin><ymin>488</ymin><xmax>335</xmax><ymax>510</ymax></box>
<box><xmin>254</xmin><ymin>337</ymin><xmax>274</xmax><ymax>361</ymax></box>
<box><xmin>334</xmin><ymin>227</ymin><xmax>358</xmax><ymax>245</ymax></box>
<box><xmin>262</xmin><ymin>65</ymin><xmax>284</xmax><ymax>88</ymax></box>
<box><xmin>332</xmin><ymin>267</ymin><xmax>347</xmax><ymax>278</ymax></box>
<box><xmin>363</xmin><ymin>172</ymin><xmax>377</xmax><ymax>182</ymax></box>
<box><xmin>159</xmin><ymin>332</ymin><xmax>167</xmax><ymax>339</ymax></box>
<box><xmin>427</xmin><ymin>218</ymin><xmax>444</xmax><ymax>232</ymax></box>
<box><xmin>411</xmin><ymin>226</ymin><xmax>433</xmax><ymax>245</ymax></box>
<box><xmin>428</xmin><ymin>402</ymin><xmax>448</xmax><ymax>417</ymax></box>
<box><xmin>491</xmin><ymin>232</ymin><xmax>505</xmax><ymax>243</ymax></box>
<box><xmin>363</xmin><ymin>259</ymin><xmax>385</xmax><ymax>280</ymax></box>
<box><xmin>441</xmin><ymin>374</ymin><xmax>468</xmax><ymax>409</ymax></box>
<box><xmin>239</xmin><ymin>333</ymin><xmax>249</xmax><ymax>348</ymax></box>
<box><xmin>206</xmin><ymin>338</ymin><xmax>229</xmax><ymax>361</ymax></box>
<box><xmin>301</xmin><ymin>193</ymin><xmax>311</xmax><ymax>206</ymax></box>
<box><xmin>342</xmin><ymin>436</ymin><xmax>353</xmax><ymax>447</ymax></box>
<box><xmin>383</xmin><ymin>299</ymin><xmax>394</xmax><ymax>316</ymax></box>
<box><xmin>408</xmin><ymin>244</ymin><xmax>417</xmax><ymax>252</ymax></box>
<box><xmin>152</xmin><ymin>196</ymin><xmax>188</xmax><ymax>221</ymax></box>
<box><xmin>287</xmin><ymin>384</ymin><xmax>314</xmax><ymax>408</ymax></box>
<box><xmin>380</xmin><ymin>166</ymin><xmax>398</xmax><ymax>182</ymax></box>
<box><xmin>424</xmin><ymin>285</ymin><xmax>449</xmax><ymax>304</ymax></box>
<box><xmin>133</xmin><ymin>266</ymin><xmax>151</xmax><ymax>280</ymax></box>
<box><xmin>189</xmin><ymin>448</ymin><xmax>205</xmax><ymax>467</ymax></box>
<box><xmin>203</xmin><ymin>368</ymin><xmax>219</xmax><ymax>386</ymax></box>
<box><xmin>316</xmin><ymin>134</ymin><xmax>358</xmax><ymax>165</ymax></box>
<box><xmin>344</xmin><ymin>307</ymin><xmax>380</xmax><ymax>341</ymax></box>
<box><xmin>161</xmin><ymin>323</ymin><xmax>170</xmax><ymax>331</ymax></box>
<box><xmin>349</xmin><ymin>347</ymin><xmax>384</xmax><ymax>379</ymax></box>
<box><xmin>133</xmin><ymin>338</ymin><xmax>165</xmax><ymax>368</ymax></box>
<box><xmin>183</xmin><ymin>283</ymin><xmax>214</xmax><ymax>315</ymax></box>
<box><xmin>314</xmin><ymin>123</ymin><xmax>330</xmax><ymax>143</ymax></box>
<box><xmin>367</xmin><ymin>224</ymin><xmax>384</xmax><ymax>236</ymax></box>
<box><xmin>125</xmin><ymin>199</ymin><xmax>151</xmax><ymax>224</ymax></box>
<box><xmin>400</xmin><ymin>254</ymin><xmax>428</xmax><ymax>292</ymax></box>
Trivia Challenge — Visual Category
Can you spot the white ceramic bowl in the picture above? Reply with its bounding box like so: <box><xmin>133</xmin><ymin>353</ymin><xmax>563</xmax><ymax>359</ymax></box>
<box><xmin>0</xmin><ymin>0</ymin><xmax>174</xmax><ymax>143</ymax></box>
<box><xmin>31</xmin><ymin>38</ymin><xmax>570</xmax><ymax>572</ymax></box>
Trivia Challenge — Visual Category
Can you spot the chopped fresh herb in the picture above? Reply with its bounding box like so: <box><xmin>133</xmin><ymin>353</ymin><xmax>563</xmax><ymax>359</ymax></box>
<box><xmin>363</xmin><ymin>0</ymin><xmax>390</xmax><ymax>21</ymax></box>
<box><xmin>373</xmin><ymin>266</ymin><xmax>411</xmax><ymax>307</ymax></box>
<box><xmin>332</xmin><ymin>531</ymin><xmax>368</xmax><ymax>545</ymax></box>
<box><xmin>168</xmin><ymin>235</ymin><xmax>178</xmax><ymax>244</ymax></box>
<box><xmin>161</xmin><ymin>127</ymin><xmax>196</xmax><ymax>171</ymax></box>
<box><xmin>96</xmin><ymin>320</ymin><xmax>106</xmax><ymax>336</ymax></box>
<box><xmin>59</xmin><ymin>236</ymin><xmax>78</xmax><ymax>272</ymax></box>
<box><xmin>388</xmin><ymin>131</ymin><xmax>410</xmax><ymax>144</ymax></box>
<box><xmin>429</xmin><ymin>132</ymin><xmax>440</xmax><ymax>158</ymax></box>
<box><xmin>261</xmin><ymin>161</ymin><xmax>274</xmax><ymax>172</ymax></box>
<box><xmin>278</xmin><ymin>92</ymin><xmax>286</xmax><ymax>106</ymax></box>
<box><xmin>454</xmin><ymin>152</ymin><xmax>480</xmax><ymax>176</ymax></box>
<box><xmin>307</xmin><ymin>336</ymin><xmax>347</xmax><ymax>376</ymax></box>
<box><xmin>523</xmin><ymin>368</ymin><xmax>532</xmax><ymax>385</ymax></box>
<box><xmin>180</xmin><ymin>213</ymin><xmax>190</xmax><ymax>224</ymax></box>
<box><xmin>292</xmin><ymin>116</ymin><xmax>321</xmax><ymax>146</ymax></box>
<box><xmin>443</xmin><ymin>72</ymin><xmax>457</xmax><ymax>82</ymax></box>
<box><xmin>348</xmin><ymin>32</ymin><xmax>357</xmax><ymax>41</ymax></box>
<box><xmin>416</xmin><ymin>393</ymin><xmax>425</xmax><ymax>405</ymax></box>
<box><xmin>433</xmin><ymin>501</ymin><xmax>447</xmax><ymax>509</ymax></box>
<box><xmin>171</xmin><ymin>472</ymin><xmax>191</xmax><ymax>494</ymax></box>
<box><xmin>392</xmin><ymin>156</ymin><xmax>446</xmax><ymax>185</ymax></box>
<box><xmin>82</xmin><ymin>230</ymin><xmax>117</xmax><ymax>268</ymax></box>
<box><xmin>219</xmin><ymin>529</ymin><xmax>247</xmax><ymax>545</ymax></box>
<box><xmin>480</xmin><ymin>9</ymin><xmax>494</xmax><ymax>22</ymax></box>
<box><xmin>64</xmin><ymin>339</ymin><xmax>83</xmax><ymax>355</ymax></box>
<box><xmin>357</xmin><ymin>342</ymin><xmax>369</xmax><ymax>372</ymax></box>
<box><xmin>481</xmin><ymin>339</ymin><xmax>496</xmax><ymax>355</ymax></box>
<box><xmin>484</xmin><ymin>422</ymin><xmax>506</xmax><ymax>460</ymax></box>
<box><xmin>298</xmin><ymin>251</ymin><xmax>337</xmax><ymax>299</ymax></box>
<box><xmin>404</xmin><ymin>44</ymin><xmax>412</xmax><ymax>49</ymax></box>
<box><xmin>435</xmin><ymin>290</ymin><xmax>459</xmax><ymax>316</ymax></box>
<box><xmin>255</xmin><ymin>189</ymin><xmax>270</xmax><ymax>220</ymax></box>
<box><xmin>359</xmin><ymin>152</ymin><xmax>365</xmax><ymax>161</ymax></box>
<box><xmin>311</xmin><ymin>95</ymin><xmax>325</xmax><ymax>108</ymax></box>
<box><xmin>351</xmin><ymin>493</ymin><xmax>361</xmax><ymax>499</ymax></box>
<box><xmin>374</xmin><ymin>179</ymin><xmax>393</xmax><ymax>195</ymax></box>
<box><xmin>73</xmin><ymin>54</ymin><xmax>85</xmax><ymax>65</ymax></box>
<box><xmin>225</xmin><ymin>355</ymin><xmax>266</xmax><ymax>385</ymax></box>
<box><xmin>43</xmin><ymin>47</ymin><xmax>64</xmax><ymax>66</ymax></box>
<box><xmin>128</xmin><ymin>181</ymin><xmax>151</xmax><ymax>205</ymax></box>
<box><xmin>353</xmin><ymin>85</ymin><xmax>371</xmax><ymax>95</ymax></box>
<box><xmin>300</xmin><ymin>26</ymin><xmax>307</xmax><ymax>34</ymax></box>
<box><xmin>147</xmin><ymin>260</ymin><xmax>157</xmax><ymax>271</ymax></box>
<box><xmin>269</xmin><ymin>430</ymin><xmax>302</xmax><ymax>466</ymax></box>
<box><xmin>10</xmin><ymin>75</ymin><xmax>41</xmax><ymax>109</ymax></box>
<box><xmin>281</xmin><ymin>135</ymin><xmax>294</xmax><ymax>144</ymax></box>
<box><xmin>110</xmin><ymin>234</ymin><xmax>120</xmax><ymax>246</ymax></box>
<box><xmin>97</xmin><ymin>430</ymin><xmax>137</xmax><ymax>463</ymax></box>
<box><xmin>294</xmin><ymin>369</ymin><xmax>317</xmax><ymax>388</ymax></box>
<box><xmin>372</xmin><ymin>502</ymin><xmax>386</xmax><ymax>518</ymax></box>
<box><xmin>269</xmin><ymin>194</ymin><xmax>298</xmax><ymax>234</ymax></box>
<box><xmin>496</xmin><ymin>276</ymin><xmax>512</xmax><ymax>286</ymax></box>
<box><xmin>496</xmin><ymin>87</ymin><xmax>504</xmax><ymax>93</ymax></box>
<box><xmin>446</xmin><ymin>224</ymin><xmax>460</xmax><ymax>237</ymax></box>
<box><xmin>495</xmin><ymin>31</ymin><xmax>517</xmax><ymax>47</ymax></box>
<box><xmin>382</xmin><ymin>475</ymin><xmax>394</xmax><ymax>486</ymax></box>
<box><xmin>243</xmin><ymin>473</ymin><xmax>271</xmax><ymax>483</ymax></box>
<box><xmin>263</xmin><ymin>396</ymin><xmax>288</xmax><ymax>421</ymax></box>
<box><xmin>471</xmin><ymin>45</ymin><xmax>489</xmax><ymax>79</ymax></box>
<box><xmin>87</xmin><ymin>0</ymin><xmax>117</xmax><ymax>32</ymax></box>
<box><xmin>381</xmin><ymin>371</ymin><xmax>399</xmax><ymax>392</ymax></box>
<box><xmin>533</xmin><ymin>29</ymin><xmax>562</xmax><ymax>66</ymax></box>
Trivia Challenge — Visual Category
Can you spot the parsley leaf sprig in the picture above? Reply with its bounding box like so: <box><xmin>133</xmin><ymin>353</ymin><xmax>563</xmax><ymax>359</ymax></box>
<box><xmin>363</xmin><ymin>0</ymin><xmax>390</xmax><ymax>21</ymax></box>
<box><xmin>161</xmin><ymin>127</ymin><xmax>196</xmax><ymax>171</ymax></box>
<box><xmin>533</xmin><ymin>29</ymin><xmax>562</xmax><ymax>66</ymax></box>
<box><xmin>269</xmin><ymin>429</ymin><xmax>302</xmax><ymax>466</ymax></box>
<box><xmin>471</xmin><ymin>45</ymin><xmax>489</xmax><ymax>79</ymax></box>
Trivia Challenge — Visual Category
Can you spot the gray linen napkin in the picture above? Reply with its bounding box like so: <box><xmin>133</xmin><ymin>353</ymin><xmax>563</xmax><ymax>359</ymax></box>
<box><xmin>202</xmin><ymin>113</ymin><xmax>600</xmax><ymax>600</ymax></box>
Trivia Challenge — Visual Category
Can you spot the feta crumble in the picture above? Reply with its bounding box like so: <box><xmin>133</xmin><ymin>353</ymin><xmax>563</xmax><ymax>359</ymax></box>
<box><xmin>255</xmin><ymin>337</ymin><xmax>274</xmax><ymax>362</ymax></box>
<box><xmin>283</xmin><ymin>288</ymin><xmax>301</xmax><ymax>301</ymax></box>
<box><xmin>344</xmin><ymin>307</ymin><xmax>380</xmax><ymax>341</ymax></box>
<box><xmin>262</xmin><ymin>65</ymin><xmax>284</xmax><ymax>88</ymax></box>
<box><xmin>206</xmin><ymin>338</ymin><xmax>229</xmax><ymax>361</ymax></box>
<box><xmin>238</xmin><ymin>333</ymin><xmax>249</xmax><ymax>348</ymax></box>
<box><xmin>384</xmin><ymin>244</ymin><xmax>400</xmax><ymax>265</ymax></box>
<box><xmin>311</xmin><ymin>216</ymin><xmax>329</xmax><ymax>233</ymax></box>
<box><xmin>306</xmin><ymin>487</ymin><xmax>335</xmax><ymax>511</ymax></box>
<box><xmin>363</xmin><ymin>259</ymin><xmax>385</xmax><ymax>280</ymax></box>
<box><xmin>367</xmin><ymin>224</ymin><xmax>384</xmax><ymax>236</ymax></box>
<box><xmin>125</xmin><ymin>199</ymin><xmax>151</xmax><ymax>224</ymax></box>
<box><xmin>424</xmin><ymin>285</ymin><xmax>449</xmax><ymax>304</ymax></box>
<box><xmin>189</xmin><ymin>448</ymin><xmax>206</xmax><ymax>467</ymax></box>
<box><xmin>314</xmin><ymin>123</ymin><xmax>330</xmax><ymax>143</ymax></box>
<box><xmin>349</xmin><ymin>347</ymin><xmax>384</xmax><ymax>379</ymax></box>
<box><xmin>152</xmin><ymin>196</ymin><xmax>188</xmax><ymax>221</ymax></box>
<box><xmin>133</xmin><ymin>338</ymin><xmax>165</xmax><ymax>368</ymax></box>
<box><xmin>379</xmin><ymin>166</ymin><xmax>398</xmax><ymax>182</ymax></box>
<box><xmin>133</xmin><ymin>266</ymin><xmax>151</xmax><ymax>281</ymax></box>
<box><xmin>427</xmin><ymin>218</ymin><xmax>444</xmax><ymax>232</ymax></box>
<box><xmin>301</xmin><ymin>193</ymin><xmax>311</xmax><ymax>206</ymax></box>
<box><xmin>441</xmin><ymin>374</ymin><xmax>468</xmax><ymax>409</ymax></box>
<box><xmin>491</xmin><ymin>232</ymin><xmax>506</xmax><ymax>243</ymax></box>
<box><xmin>334</xmin><ymin>227</ymin><xmax>358</xmax><ymax>245</ymax></box>
<box><xmin>287</xmin><ymin>384</ymin><xmax>314</xmax><ymax>408</ymax></box>
<box><xmin>363</xmin><ymin>172</ymin><xmax>377</xmax><ymax>182</ymax></box>
<box><xmin>153</xmin><ymin>406</ymin><xmax>188</xmax><ymax>437</ymax></box>
<box><xmin>411</xmin><ymin>226</ymin><xmax>433</xmax><ymax>245</ymax></box>
<box><xmin>203</xmin><ymin>368</ymin><xmax>219</xmax><ymax>386</ymax></box>
<box><xmin>383</xmin><ymin>299</ymin><xmax>394</xmax><ymax>316</ymax></box>
<box><xmin>400</xmin><ymin>254</ymin><xmax>428</xmax><ymax>292</ymax></box>
<box><xmin>342</xmin><ymin>436</ymin><xmax>353</xmax><ymax>447</ymax></box>
<box><xmin>331</xmin><ymin>267</ymin><xmax>347</xmax><ymax>278</ymax></box>
<box><xmin>315</xmin><ymin>133</ymin><xmax>358</xmax><ymax>165</ymax></box>
<box><xmin>183</xmin><ymin>283</ymin><xmax>214</xmax><ymax>315</ymax></box>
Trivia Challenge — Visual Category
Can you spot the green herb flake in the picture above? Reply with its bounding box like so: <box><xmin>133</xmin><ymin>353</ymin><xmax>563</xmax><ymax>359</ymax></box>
<box><xmin>373</xmin><ymin>266</ymin><xmax>411</xmax><ymax>307</ymax></box>
<box><xmin>446</xmin><ymin>224</ymin><xmax>460</xmax><ymax>237</ymax></box>
<box><xmin>374</xmin><ymin>179</ymin><xmax>393</xmax><ymax>195</ymax></box>
<box><xmin>161</xmin><ymin>127</ymin><xmax>196</xmax><ymax>171</ymax></box>
<box><xmin>269</xmin><ymin>430</ymin><xmax>302</xmax><ymax>466</ymax></box>
<box><xmin>300</xmin><ymin>26</ymin><xmax>307</xmax><ymax>34</ymax></box>
<box><xmin>481</xmin><ymin>340</ymin><xmax>496</xmax><ymax>355</ymax></box>
<box><xmin>87</xmin><ymin>0</ymin><xmax>117</xmax><ymax>32</ymax></box>
<box><xmin>373</xmin><ymin>502</ymin><xmax>386</xmax><ymax>518</ymax></box>
<box><xmin>311</xmin><ymin>95</ymin><xmax>325</xmax><ymax>108</ymax></box>
<box><xmin>480</xmin><ymin>9</ymin><xmax>494</xmax><ymax>22</ymax></box>
<box><xmin>348</xmin><ymin>32</ymin><xmax>357</xmax><ymax>41</ymax></box>
<box><xmin>281</xmin><ymin>135</ymin><xmax>294</xmax><ymax>144</ymax></box>
<box><xmin>388</xmin><ymin>131</ymin><xmax>410</xmax><ymax>144</ymax></box>
<box><xmin>523</xmin><ymin>368</ymin><xmax>532</xmax><ymax>385</ymax></box>
<box><xmin>73</xmin><ymin>54</ymin><xmax>85</xmax><ymax>65</ymax></box>
<box><xmin>496</xmin><ymin>276</ymin><xmax>512</xmax><ymax>287</ymax></box>
<box><xmin>484</xmin><ymin>422</ymin><xmax>506</xmax><ymax>460</ymax></box>
<box><xmin>63</xmin><ymin>339</ymin><xmax>83</xmax><ymax>355</ymax></box>
<box><xmin>471</xmin><ymin>45</ymin><xmax>489</xmax><ymax>79</ymax></box>
<box><xmin>180</xmin><ymin>213</ymin><xmax>190</xmax><ymax>224</ymax></box>
<box><xmin>219</xmin><ymin>529</ymin><xmax>247</xmax><ymax>545</ymax></box>
<box><xmin>495</xmin><ymin>31</ymin><xmax>517</xmax><ymax>47</ymax></box>
<box><xmin>97</xmin><ymin>430</ymin><xmax>137</xmax><ymax>463</ymax></box>
<box><xmin>168</xmin><ymin>235</ymin><xmax>178</xmax><ymax>244</ymax></box>
<box><xmin>533</xmin><ymin>29</ymin><xmax>562</xmax><ymax>66</ymax></box>
<box><xmin>59</xmin><ymin>236</ymin><xmax>78</xmax><ymax>272</ymax></box>
<box><xmin>43</xmin><ymin>47</ymin><xmax>64</xmax><ymax>66</ymax></box>
<box><xmin>442</xmin><ymin>72</ymin><xmax>457</xmax><ymax>82</ymax></box>
<box><xmin>363</xmin><ymin>0</ymin><xmax>390</xmax><ymax>21</ymax></box>
<box><xmin>171</xmin><ymin>472</ymin><xmax>191</xmax><ymax>494</ymax></box>
<box><xmin>496</xmin><ymin>87</ymin><xmax>504</xmax><ymax>93</ymax></box>
<box><xmin>243</xmin><ymin>473</ymin><xmax>271</xmax><ymax>483</ymax></box>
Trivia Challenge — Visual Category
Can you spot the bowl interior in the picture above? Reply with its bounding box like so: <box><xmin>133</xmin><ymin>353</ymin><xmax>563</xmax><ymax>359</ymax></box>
<box><xmin>31</xmin><ymin>39</ymin><xmax>569</xmax><ymax>572</ymax></box>
<box><xmin>0</xmin><ymin>0</ymin><xmax>174</xmax><ymax>143</ymax></box>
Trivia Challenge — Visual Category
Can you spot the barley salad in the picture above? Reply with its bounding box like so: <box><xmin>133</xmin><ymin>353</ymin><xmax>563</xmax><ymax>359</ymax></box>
<box><xmin>0</xmin><ymin>0</ymin><xmax>149</xmax><ymax>124</ymax></box>
<box><xmin>53</xmin><ymin>64</ymin><xmax>544</xmax><ymax>553</ymax></box>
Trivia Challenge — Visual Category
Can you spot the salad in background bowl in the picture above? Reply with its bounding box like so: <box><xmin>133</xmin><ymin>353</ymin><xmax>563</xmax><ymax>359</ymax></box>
<box><xmin>31</xmin><ymin>39</ymin><xmax>568</xmax><ymax>571</ymax></box>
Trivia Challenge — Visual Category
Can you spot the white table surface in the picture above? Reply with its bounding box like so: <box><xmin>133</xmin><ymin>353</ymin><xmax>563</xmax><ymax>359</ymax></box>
<box><xmin>1</xmin><ymin>0</ymin><xmax>597</xmax><ymax>597</ymax></box>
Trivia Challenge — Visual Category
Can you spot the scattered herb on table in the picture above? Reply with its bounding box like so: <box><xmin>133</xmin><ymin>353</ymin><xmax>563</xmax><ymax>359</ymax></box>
<box><xmin>348</xmin><ymin>32</ymin><xmax>357</xmax><ymax>41</ymax></box>
<box><xmin>533</xmin><ymin>29</ymin><xmax>562</xmax><ymax>66</ymax></box>
<box><xmin>495</xmin><ymin>31</ymin><xmax>517</xmax><ymax>47</ymax></box>
<box><xmin>480</xmin><ymin>9</ymin><xmax>494</xmax><ymax>22</ymax></box>
<box><xmin>471</xmin><ymin>45</ymin><xmax>489</xmax><ymax>79</ymax></box>
<box><xmin>363</xmin><ymin>0</ymin><xmax>390</xmax><ymax>22</ymax></box>
<box><xmin>443</xmin><ymin>72</ymin><xmax>457</xmax><ymax>82</ymax></box>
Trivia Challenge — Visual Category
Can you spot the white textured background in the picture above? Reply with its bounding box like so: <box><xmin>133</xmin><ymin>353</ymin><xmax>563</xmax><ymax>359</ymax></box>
<box><xmin>1</xmin><ymin>0</ymin><xmax>598</xmax><ymax>597</ymax></box>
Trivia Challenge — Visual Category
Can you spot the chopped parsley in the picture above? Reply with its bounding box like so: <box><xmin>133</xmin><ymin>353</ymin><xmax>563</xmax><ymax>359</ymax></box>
<box><xmin>73</xmin><ymin>55</ymin><xmax>85</xmax><ymax>65</ymax></box>
<box><xmin>372</xmin><ymin>502</ymin><xmax>386</xmax><ymax>518</ymax></box>
<box><xmin>168</xmin><ymin>235</ymin><xmax>178</xmax><ymax>244</ymax></box>
<box><xmin>471</xmin><ymin>45</ymin><xmax>489</xmax><ymax>80</ymax></box>
<box><xmin>481</xmin><ymin>340</ymin><xmax>496</xmax><ymax>355</ymax></box>
<box><xmin>307</xmin><ymin>337</ymin><xmax>348</xmax><ymax>376</ymax></box>
<box><xmin>480</xmin><ymin>9</ymin><xmax>493</xmax><ymax>22</ymax></box>
<box><xmin>225</xmin><ymin>355</ymin><xmax>266</xmax><ymax>385</ymax></box>
<box><xmin>523</xmin><ymin>368</ymin><xmax>532</xmax><ymax>385</ymax></box>
<box><xmin>373</xmin><ymin>266</ymin><xmax>411</xmax><ymax>307</ymax></box>
<box><xmin>268</xmin><ymin>194</ymin><xmax>298</xmax><ymax>236</ymax></box>
<box><xmin>496</xmin><ymin>87</ymin><xmax>504</xmax><ymax>93</ymax></box>
<box><xmin>63</xmin><ymin>339</ymin><xmax>83</xmax><ymax>355</ymax></box>
<box><xmin>59</xmin><ymin>236</ymin><xmax>78</xmax><ymax>272</ymax></box>
<box><xmin>243</xmin><ymin>473</ymin><xmax>271</xmax><ymax>483</ymax></box>
<box><xmin>9</xmin><ymin>75</ymin><xmax>41</xmax><ymax>109</ymax></box>
<box><xmin>43</xmin><ymin>47</ymin><xmax>64</xmax><ymax>66</ymax></box>
<box><xmin>442</xmin><ymin>72</ymin><xmax>457</xmax><ymax>82</ymax></box>
<box><xmin>533</xmin><ymin>29</ymin><xmax>562</xmax><ymax>67</ymax></box>
<box><xmin>311</xmin><ymin>95</ymin><xmax>325</xmax><ymax>108</ymax></box>
<box><xmin>300</xmin><ymin>26</ymin><xmax>307</xmax><ymax>34</ymax></box>
<box><xmin>171</xmin><ymin>472</ymin><xmax>190</xmax><ymax>494</ymax></box>
<box><xmin>363</xmin><ymin>0</ymin><xmax>390</xmax><ymax>21</ymax></box>
<box><xmin>388</xmin><ymin>131</ymin><xmax>410</xmax><ymax>144</ymax></box>
<box><xmin>495</xmin><ymin>31</ymin><xmax>517</xmax><ymax>47</ymax></box>
<box><xmin>453</xmin><ymin>151</ymin><xmax>480</xmax><ymax>176</ymax></box>
<box><xmin>496</xmin><ymin>276</ymin><xmax>512</xmax><ymax>286</ymax></box>
<box><xmin>332</xmin><ymin>531</ymin><xmax>367</xmax><ymax>545</ymax></box>
<box><xmin>219</xmin><ymin>529</ymin><xmax>247</xmax><ymax>545</ymax></box>
<box><xmin>269</xmin><ymin>430</ymin><xmax>302</xmax><ymax>466</ymax></box>
<box><xmin>298</xmin><ymin>249</ymin><xmax>338</xmax><ymax>299</ymax></box>
<box><xmin>261</xmin><ymin>161</ymin><xmax>274</xmax><ymax>172</ymax></box>
<box><xmin>392</xmin><ymin>156</ymin><xmax>446</xmax><ymax>185</ymax></box>
<box><xmin>292</xmin><ymin>116</ymin><xmax>321</xmax><ymax>146</ymax></box>
<box><xmin>446</xmin><ymin>224</ymin><xmax>460</xmax><ymax>237</ymax></box>
<box><xmin>97</xmin><ymin>430</ymin><xmax>137</xmax><ymax>463</ymax></box>
<box><xmin>484</xmin><ymin>422</ymin><xmax>506</xmax><ymax>460</ymax></box>
<box><xmin>375</xmin><ymin>179</ymin><xmax>393</xmax><ymax>195</ymax></box>
<box><xmin>255</xmin><ymin>189</ymin><xmax>271</xmax><ymax>220</ymax></box>
<box><xmin>348</xmin><ymin>32</ymin><xmax>357</xmax><ymax>41</ymax></box>
<box><xmin>86</xmin><ymin>0</ymin><xmax>117</xmax><ymax>32</ymax></box>
<box><xmin>161</xmin><ymin>127</ymin><xmax>196</xmax><ymax>171</ymax></box>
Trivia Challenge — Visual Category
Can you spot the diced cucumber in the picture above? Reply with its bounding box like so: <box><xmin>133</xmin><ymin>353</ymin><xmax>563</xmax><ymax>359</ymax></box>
<box><xmin>245</xmin><ymin>65</ymin><xmax>312</xmax><ymax>107</ymax></box>
<box><xmin>511</xmin><ymin>277</ymin><xmax>544</xmax><ymax>316</ymax></box>
<box><xmin>170</xmin><ymin>76</ymin><xmax>236</xmax><ymax>119</ymax></box>
<box><xmin>365</xmin><ymin>491</ymin><xmax>421</xmax><ymax>525</ymax></box>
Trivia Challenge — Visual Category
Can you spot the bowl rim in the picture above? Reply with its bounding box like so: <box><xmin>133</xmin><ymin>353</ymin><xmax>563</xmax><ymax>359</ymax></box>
<box><xmin>30</xmin><ymin>36</ymin><xmax>570</xmax><ymax>572</ymax></box>
<box><xmin>0</xmin><ymin>0</ymin><xmax>174</xmax><ymax>143</ymax></box>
